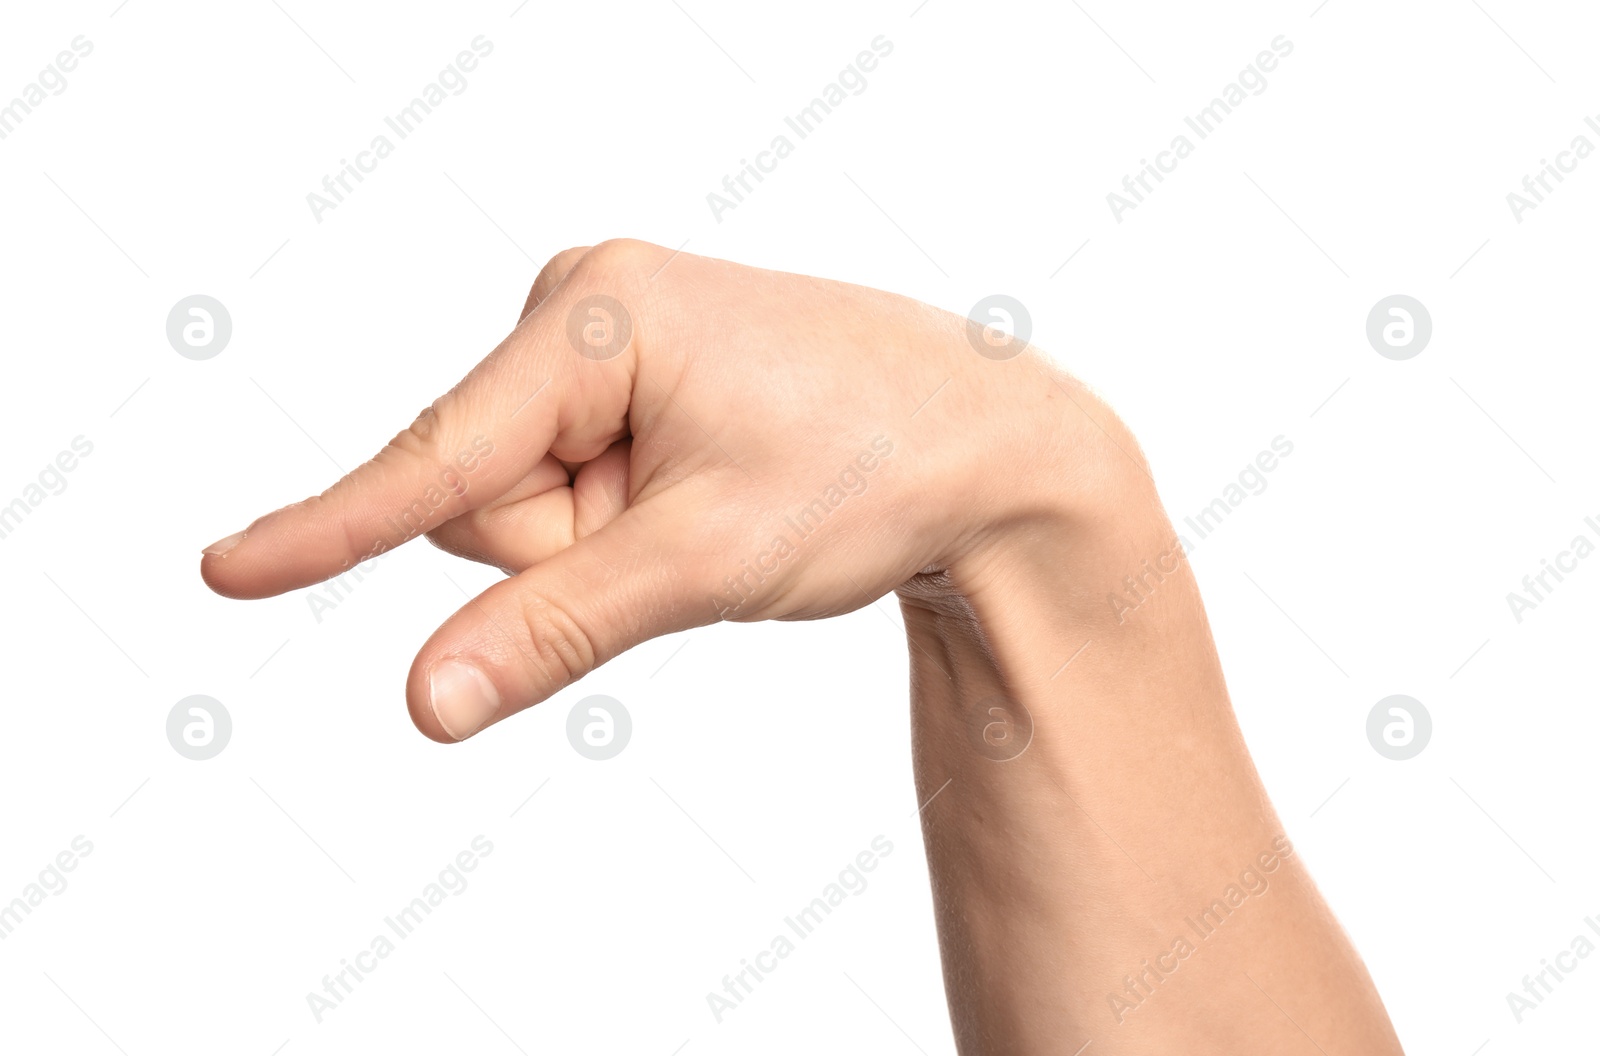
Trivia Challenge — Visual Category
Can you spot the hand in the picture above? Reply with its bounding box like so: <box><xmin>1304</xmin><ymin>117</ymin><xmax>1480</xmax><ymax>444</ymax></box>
<box><xmin>200</xmin><ymin>240</ymin><xmax>1405</xmax><ymax>1053</ymax></box>
<box><xmin>200</xmin><ymin>239</ymin><xmax>1121</xmax><ymax>742</ymax></box>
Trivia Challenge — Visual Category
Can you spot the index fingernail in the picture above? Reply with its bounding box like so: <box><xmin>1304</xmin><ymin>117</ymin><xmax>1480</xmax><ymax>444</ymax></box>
<box><xmin>203</xmin><ymin>530</ymin><xmax>246</xmax><ymax>556</ymax></box>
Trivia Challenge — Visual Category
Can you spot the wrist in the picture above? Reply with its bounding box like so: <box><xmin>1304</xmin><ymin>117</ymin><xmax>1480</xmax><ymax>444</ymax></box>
<box><xmin>925</xmin><ymin>381</ymin><xmax>1174</xmax><ymax>641</ymax></box>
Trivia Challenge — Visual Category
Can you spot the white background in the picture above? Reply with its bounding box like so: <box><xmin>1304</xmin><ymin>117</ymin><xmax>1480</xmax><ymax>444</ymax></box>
<box><xmin>1</xmin><ymin>0</ymin><xmax>1596</xmax><ymax>1053</ymax></box>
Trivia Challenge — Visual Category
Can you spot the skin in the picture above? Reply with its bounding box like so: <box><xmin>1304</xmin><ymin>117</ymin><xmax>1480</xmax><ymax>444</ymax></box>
<box><xmin>201</xmin><ymin>239</ymin><xmax>1405</xmax><ymax>1053</ymax></box>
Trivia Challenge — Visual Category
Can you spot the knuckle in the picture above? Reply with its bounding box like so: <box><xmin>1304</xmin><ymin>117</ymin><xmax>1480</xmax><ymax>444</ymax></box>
<box><xmin>516</xmin><ymin>591</ymin><xmax>597</xmax><ymax>689</ymax></box>
<box><xmin>534</xmin><ymin>245</ymin><xmax>591</xmax><ymax>292</ymax></box>
<box><xmin>423</xmin><ymin>522</ymin><xmax>464</xmax><ymax>556</ymax></box>
<box><xmin>362</xmin><ymin>397</ymin><xmax>471</xmax><ymax>540</ymax></box>
<box><xmin>584</xmin><ymin>237</ymin><xmax>658</xmax><ymax>279</ymax></box>
<box><xmin>390</xmin><ymin>396</ymin><xmax>474</xmax><ymax>482</ymax></box>
<box><xmin>397</xmin><ymin>400</ymin><xmax>444</xmax><ymax>451</ymax></box>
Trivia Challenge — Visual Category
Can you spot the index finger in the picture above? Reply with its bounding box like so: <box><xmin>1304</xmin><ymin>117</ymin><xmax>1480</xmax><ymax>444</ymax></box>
<box><xmin>200</xmin><ymin>240</ymin><xmax>655</xmax><ymax>600</ymax></box>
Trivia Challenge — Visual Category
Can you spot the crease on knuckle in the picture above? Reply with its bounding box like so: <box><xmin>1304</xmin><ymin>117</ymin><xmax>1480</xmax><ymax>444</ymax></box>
<box><xmin>534</xmin><ymin>246</ymin><xmax>590</xmax><ymax>295</ymax></box>
<box><xmin>302</xmin><ymin>491</ymin><xmax>380</xmax><ymax>568</ymax></box>
<box><xmin>516</xmin><ymin>592</ymin><xmax>596</xmax><ymax>689</ymax></box>
<box><xmin>396</xmin><ymin>400</ymin><xmax>444</xmax><ymax>453</ymax></box>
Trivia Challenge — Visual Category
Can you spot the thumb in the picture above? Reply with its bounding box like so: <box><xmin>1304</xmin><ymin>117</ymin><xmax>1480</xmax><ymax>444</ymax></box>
<box><xmin>407</xmin><ymin>499</ymin><xmax>710</xmax><ymax>742</ymax></box>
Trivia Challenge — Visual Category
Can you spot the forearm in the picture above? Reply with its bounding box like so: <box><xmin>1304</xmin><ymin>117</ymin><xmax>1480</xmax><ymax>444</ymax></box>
<box><xmin>898</xmin><ymin>425</ymin><xmax>1402</xmax><ymax>1054</ymax></box>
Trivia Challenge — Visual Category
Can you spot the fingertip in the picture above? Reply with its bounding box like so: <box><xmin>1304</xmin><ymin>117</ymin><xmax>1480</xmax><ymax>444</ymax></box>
<box><xmin>407</xmin><ymin>658</ymin><xmax>455</xmax><ymax>742</ymax></box>
<box><xmin>199</xmin><ymin>508</ymin><xmax>289</xmax><ymax>598</ymax></box>
<box><xmin>199</xmin><ymin>539</ymin><xmax>259</xmax><ymax>600</ymax></box>
<box><xmin>199</xmin><ymin>539</ymin><xmax>287</xmax><ymax>600</ymax></box>
<box><xmin>409</xmin><ymin>655</ymin><xmax>500</xmax><ymax>744</ymax></box>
